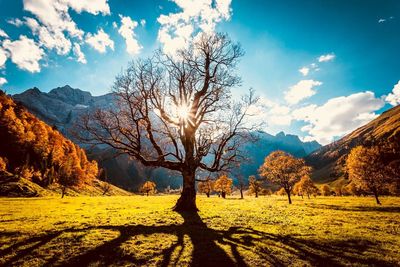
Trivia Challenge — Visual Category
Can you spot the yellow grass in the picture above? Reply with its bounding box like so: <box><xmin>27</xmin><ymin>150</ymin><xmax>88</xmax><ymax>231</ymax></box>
<box><xmin>0</xmin><ymin>195</ymin><xmax>399</xmax><ymax>266</ymax></box>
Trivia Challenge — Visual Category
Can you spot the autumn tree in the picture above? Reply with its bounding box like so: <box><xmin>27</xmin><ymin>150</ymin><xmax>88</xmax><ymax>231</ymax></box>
<box><xmin>198</xmin><ymin>179</ymin><xmax>214</xmax><ymax>197</ymax></box>
<box><xmin>140</xmin><ymin>181</ymin><xmax>157</xmax><ymax>196</ymax></box>
<box><xmin>259</xmin><ymin>151</ymin><xmax>311</xmax><ymax>204</ymax></box>
<box><xmin>248</xmin><ymin>175</ymin><xmax>262</xmax><ymax>198</ymax></box>
<box><xmin>214</xmin><ymin>174</ymin><xmax>233</xmax><ymax>198</ymax></box>
<box><xmin>294</xmin><ymin>175</ymin><xmax>319</xmax><ymax>199</ymax></box>
<box><xmin>346</xmin><ymin>146</ymin><xmax>393</xmax><ymax>204</ymax></box>
<box><xmin>58</xmin><ymin>158</ymin><xmax>82</xmax><ymax>198</ymax></box>
<box><xmin>76</xmin><ymin>33</ymin><xmax>257</xmax><ymax>211</ymax></box>
<box><xmin>321</xmin><ymin>184</ymin><xmax>331</xmax><ymax>196</ymax></box>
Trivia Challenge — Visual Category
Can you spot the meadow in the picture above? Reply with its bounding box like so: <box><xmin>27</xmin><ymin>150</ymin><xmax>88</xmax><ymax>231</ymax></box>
<box><xmin>0</xmin><ymin>195</ymin><xmax>399</xmax><ymax>266</ymax></box>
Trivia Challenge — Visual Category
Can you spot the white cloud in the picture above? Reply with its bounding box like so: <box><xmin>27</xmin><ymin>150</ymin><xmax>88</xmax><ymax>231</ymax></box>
<box><xmin>0</xmin><ymin>28</ymin><xmax>9</xmax><ymax>38</ymax></box>
<box><xmin>2</xmin><ymin>35</ymin><xmax>44</xmax><ymax>73</ymax></box>
<box><xmin>385</xmin><ymin>80</ymin><xmax>400</xmax><ymax>106</ymax></box>
<box><xmin>284</xmin><ymin>79</ymin><xmax>322</xmax><ymax>105</ymax></box>
<box><xmin>0</xmin><ymin>48</ymin><xmax>7</xmax><ymax>68</ymax></box>
<box><xmin>157</xmin><ymin>0</ymin><xmax>232</xmax><ymax>55</ymax></box>
<box><xmin>7</xmin><ymin>18</ymin><xmax>24</xmax><ymax>27</ymax></box>
<box><xmin>61</xmin><ymin>0</ymin><xmax>110</xmax><ymax>15</ymax></box>
<box><xmin>247</xmin><ymin>97</ymin><xmax>293</xmax><ymax>127</ymax></box>
<box><xmin>318</xmin><ymin>53</ymin><xmax>335</xmax><ymax>62</ymax></box>
<box><xmin>299</xmin><ymin>67</ymin><xmax>309</xmax><ymax>76</ymax></box>
<box><xmin>73</xmin><ymin>43</ymin><xmax>86</xmax><ymax>64</ymax></box>
<box><xmin>293</xmin><ymin>91</ymin><xmax>384</xmax><ymax>144</ymax></box>
<box><xmin>378</xmin><ymin>18</ymin><xmax>386</xmax><ymax>23</ymax></box>
<box><xmin>140</xmin><ymin>19</ymin><xmax>146</xmax><ymax>27</ymax></box>
<box><xmin>25</xmin><ymin>17</ymin><xmax>71</xmax><ymax>55</ymax></box>
<box><xmin>118</xmin><ymin>15</ymin><xmax>142</xmax><ymax>55</ymax></box>
<box><xmin>0</xmin><ymin>77</ymin><xmax>7</xmax><ymax>86</ymax></box>
<box><xmin>85</xmin><ymin>28</ymin><xmax>114</xmax><ymax>53</ymax></box>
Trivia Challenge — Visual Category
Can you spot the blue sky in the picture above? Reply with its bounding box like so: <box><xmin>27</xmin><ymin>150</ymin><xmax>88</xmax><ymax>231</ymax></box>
<box><xmin>0</xmin><ymin>0</ymin><xmax>400</xmax><ymax>144</ymax></box>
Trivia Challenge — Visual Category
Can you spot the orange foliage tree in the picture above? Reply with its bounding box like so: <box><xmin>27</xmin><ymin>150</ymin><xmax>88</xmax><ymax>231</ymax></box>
<box><xmin>248</xmin><ymin>175</ymin><xmax>263</xmax><ymax>198</ymax></box>
<box><xmin>346</xmin><ymin>146</ymin><xmax>392</xmax><ymax>204</ymax></box>
<box><xmin>198</xmin><ymin>179</ymin><xmax>214</xmax><ymax>197</ymax></box>
<box><xmin>259</xmin><ymin>151</ymin><xmax>311</xmax><ymax>204</ymax></box>
<box><xmin>140</xmin><ymin>181</ymin><xmax>157</xmax><ymax>196</ymax></box>
<box><xmin>214</xmin><ymin>174</ymin><xmax>233</xmax><ymax>198</ymax></box>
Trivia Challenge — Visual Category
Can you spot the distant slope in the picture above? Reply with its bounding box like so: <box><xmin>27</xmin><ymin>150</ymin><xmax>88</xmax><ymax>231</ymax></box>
<box><xmin>0</xmin><ymin>90</ymin><xmax>130</xmax><ymax>197</ymax></box>
<box><xmin>13</xmin><ymin>86</ymin><xmax>321</xmax><ymax>189</ymax></box>
<box><xmin>306</xmin><ymin>105</ymin><xmax>400</xmax><ymax>183</ymax></box>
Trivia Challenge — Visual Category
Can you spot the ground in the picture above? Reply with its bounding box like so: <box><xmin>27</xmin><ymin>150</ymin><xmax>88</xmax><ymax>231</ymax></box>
<box><xmin>0</xmin><ymin>195</ymin><xmax>399</xmax><ymax>266</ymax></box>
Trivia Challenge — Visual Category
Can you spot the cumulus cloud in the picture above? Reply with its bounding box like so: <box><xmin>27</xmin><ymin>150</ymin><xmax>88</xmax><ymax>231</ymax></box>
<box><xmin>0</xmin><ymin>48</ymin><xmax>7</xmax><ymax>68</ymax></box>
<box><xmin>85</xmin><ymin>28</ymin><xmax>114</xmax><ymax>53</ymax></box>
<box><xmin>0</xmin><ymin>28</ymin><xmax>9</xmax><ymax>38</ymax></box>
<box><xmin>299</xmin><ymin>67</ymin><xmax>309</xmax><ymax>76</ymax></box>
<box><xmin>2</xmin><ymin>35</ymin><xmax>44</xmax><ymax>73</ymax></box>
<box><xmin>140</xmin><ymin>19</ymin><xmax>146</xmax><ymax>27</ymax></box>
<box><xmin>118</xmin><ymin>15</ymin><xmax>142</xmax><ymax>55</ymax></box>
<box><xmin>385</xmin><ymin>80</ymin><xmax>400</xmax><ymax>106</ymax></box>
<box><xmin>284</xmin><ymin>80</ymin><xmax>322</xmax><ymax>105</ymax></box>
<box><xmin>73</xmin><ymin>43</ymin><xmax>86</xmax><ymax>64</ymax></box>
<box><xmin>292</xmin><ymin>91</ymin><xmax>384</xmax><ymax>144</ymax></box>
<box><xmin>0</xmin><ymin>77</ymin><xmax>7</xmax><ymax>86</ymax></box>
<box><xmin>247</xmin><ymin>97</ymin><xmax>293</xmax><ymax>127</ymax></box>
<box><xmin>25</xmin><ymin>17</ymin><xmax>71</xmax><ymax>55</ymax></box>
<box><xmin>157</xmin><ymin>0</ymin><xmax>232</xmax><ymax>55</ymax></box>
<box><xmin>318</xmin><ymin>53</ymin><xmax>335</xmax><ymax>62</ymax></box>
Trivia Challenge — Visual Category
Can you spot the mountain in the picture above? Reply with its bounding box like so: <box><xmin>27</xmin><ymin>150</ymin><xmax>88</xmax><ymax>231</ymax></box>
<box><xmin>13</xmin><ymin>86</ymin><xmax>321</xmax><ymax>189</ymax></box>
<box><xmin>0</xmin><ymin>90</ymin><xmax>130</xmax><ymax>197</ymax></box>
<box><xmin>239</xmin><ymin>131</ymin><xmax>321</xmax><ymax>179</ymax></box>
<box><xmin>306</xmin><ymin>104</ymin><xmax>400</xmax><ymax>184</ymax></box>
<box><xmin>13</xmin><ymin>85</ymin><xmax>115</xmax><ymax>135</ymax></box>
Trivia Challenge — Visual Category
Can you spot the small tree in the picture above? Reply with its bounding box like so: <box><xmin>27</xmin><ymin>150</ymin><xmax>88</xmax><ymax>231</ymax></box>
<box><xmin>295</xmin><ymin>176</ymin><xmax>319</xmax><ymax>199</ymax></box>
<box><xmin>248</xmin><ymin>175</ymin><xmax>262</xmax><ymax>198</ymax></box>
<box><xmin>259</xmin><ymin>151</ymin><xmax>311</xmax><ymax>204</ymax></box>
<box><xmin>214</xmin><ymin>174</ymin><xmax>233</xmax><ymax>198</ymax></box>
<box><xmin>198</xmin><ymin>179</ymin><xmax>214</xmax><ymax>197</ymax></box>
<box><xmin>58</xmin><ymin>159</ymin><xmax>81</xmax><ymax>198</ymax></box>
<box><xmin>346</xmin><ymin>146</ymin><xmax>392</xmax><ymax>204</ymax></box>
<box><xmin>140</xmin><ymin>181</ymin><xmax>157</xmax><ymax>196</ymax></box>
<box><xmin>321</xmin><ymin>184</ymin><xmax>331</xmax><ymax>196</ymax></box>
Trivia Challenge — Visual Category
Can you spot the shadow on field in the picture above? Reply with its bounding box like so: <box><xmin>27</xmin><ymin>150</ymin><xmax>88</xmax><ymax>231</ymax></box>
<box><xmin>0</xmin><ymin>212</ymin><xmax>394</xmax><ymax>267</ymax></box>
<box><xmin>312</xmin><ymin>204</ymin><xmax>400</xmax><ymax>213</ymax></box>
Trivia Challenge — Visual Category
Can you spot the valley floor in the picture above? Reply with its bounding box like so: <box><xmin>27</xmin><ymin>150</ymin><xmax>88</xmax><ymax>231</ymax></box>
<box><xmin>0</xmin><ymin>195</ymin><xmax>399</xmax><ymax>266</ymax></box>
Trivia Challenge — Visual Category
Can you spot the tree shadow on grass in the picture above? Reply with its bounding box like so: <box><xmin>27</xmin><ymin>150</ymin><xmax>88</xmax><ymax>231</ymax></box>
<box><xmin>0</xmin><ymin>212</ymin><xmax>396</xmax><ymax>267</ymax></box>
<box><xmin>311</xmin><ymin>203</ymin><xmax>400</xmax><ymax>213</ymax></box>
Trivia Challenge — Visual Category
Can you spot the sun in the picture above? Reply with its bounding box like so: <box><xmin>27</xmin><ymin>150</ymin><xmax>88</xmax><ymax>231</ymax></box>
<box><xmin>176</xmin><ymin>103</ymin><xmax>191</xmax><ymax>121</ymax></box>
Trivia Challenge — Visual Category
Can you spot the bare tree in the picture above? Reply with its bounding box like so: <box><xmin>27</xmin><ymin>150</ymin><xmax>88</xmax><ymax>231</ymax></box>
<box><xmin>76</xmin><ymin>33</ymin><xmax>258</xmax><ymax>211</ymax></box>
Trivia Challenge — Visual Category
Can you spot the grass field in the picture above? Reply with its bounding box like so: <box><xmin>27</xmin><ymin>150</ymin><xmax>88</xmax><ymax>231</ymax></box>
<box><xmin>0</xmin><ymin>195</ymin><xmax>399</xmax><ymax>266</ymax></box>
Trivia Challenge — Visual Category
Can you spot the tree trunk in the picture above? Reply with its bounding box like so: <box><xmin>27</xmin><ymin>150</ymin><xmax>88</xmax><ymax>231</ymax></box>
<box><xmin>221</xmin><ymin>192</ymin><xmax>226</xmax><ymax>199</ymax></box>
<box><xmin>147</xmin><ymin>191</ymin><xmax>149</xmax><ymax>196</ymax></box>
<box><xmin>373</xmin><ymin>190</ymin><xmax>381</xmax><ymax>205</ymax></box>
<box><xmin>206</xmin><ymin>192</ymin><xmax>210</xmax><ymax>198</ymax></box>
<box><xmin>286</xmin><ymin>190</ymin><xmax>292</xmax><ymax>204</ymax></box>
<box><xmin>173</xmin><ymin>169</ymin><xmax>197</xmax><ymax>211</ymax></box>
<box><xmin>255</xmin><ymin>191</ymin><xmax>258</xmax><ymax>198</ymax></box>
<box><xmin>301</xmin><ymin>194</ymin><xmax>303</xmax><ymax>199</ymax></box>
<box><xmin>61</xmin><ymin>187</ymin><xmax>66</xmax><ymax>198</ymax></box>
<box><xmin>240</xmin><ymin>187</ymin><xmax>243</xmax><ymax>199</ymax></box>
<box><xmin>307</xmin><ymin>194</ymin><xmax>310</xmax><ymax>199</ymax></box>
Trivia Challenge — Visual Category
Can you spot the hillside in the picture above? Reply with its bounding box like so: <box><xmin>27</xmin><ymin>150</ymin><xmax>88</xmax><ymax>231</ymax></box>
<box><xmin>13</xmin><ymin>86</ymin><xmax>321</xmax><ymax>190</ymax></box>
<box><xmin>0</xmin><ymin>90</ymin><xmax>130</xmax><ymax>197</ymax></box>
<box><xmin>306</xmin><ymin>104</ymin><xmax>400</xmax><ymax>184</ymax></box>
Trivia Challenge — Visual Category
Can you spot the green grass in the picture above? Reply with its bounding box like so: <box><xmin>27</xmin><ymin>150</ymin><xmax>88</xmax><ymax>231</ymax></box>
<box><xmin>1</xmin><ymin>195</ymin><xmax>399</xmax><ymax>266</ymax></box>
